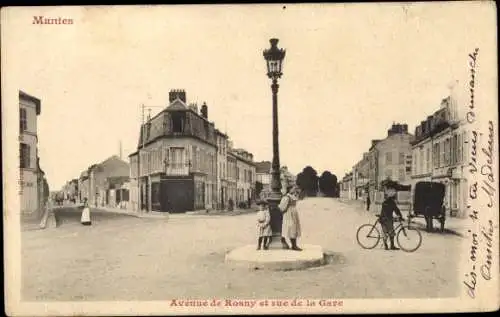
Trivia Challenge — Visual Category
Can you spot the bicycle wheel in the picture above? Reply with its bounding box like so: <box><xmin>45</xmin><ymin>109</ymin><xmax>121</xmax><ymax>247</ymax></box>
<box><xmin>396</xmin><ymin>225</ymin><xmax>422</xmax><ymax>252</ymax></box>
<box><xmin>356</xmin><ymin>224</ymin><xmax>381</xmax><ymax>249</ymax></box>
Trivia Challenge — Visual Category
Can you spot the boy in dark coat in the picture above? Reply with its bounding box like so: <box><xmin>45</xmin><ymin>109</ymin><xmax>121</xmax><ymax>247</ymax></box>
<box><xmin>380</xmin><ymin>184</ymin><xmax>404</xmax><ymax>250</ymax></box>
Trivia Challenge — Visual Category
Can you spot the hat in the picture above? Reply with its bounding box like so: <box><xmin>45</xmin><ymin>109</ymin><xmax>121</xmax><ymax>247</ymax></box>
<box><xmin>256</xmin><ymin>200</ymin><xmax>269</xmax><ymax>206</ymax></box>
<box><xmin>381</xmin><ymin>179</ymin><xmax>398</xmax><ymax>190</ymax></box>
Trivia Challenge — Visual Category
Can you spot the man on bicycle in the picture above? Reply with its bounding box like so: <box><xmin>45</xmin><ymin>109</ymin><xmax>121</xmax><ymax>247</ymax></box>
<box><xmin>380</xmin><ymin>182</ymin><xmax>404</xmax><ymax>250</ymax></box>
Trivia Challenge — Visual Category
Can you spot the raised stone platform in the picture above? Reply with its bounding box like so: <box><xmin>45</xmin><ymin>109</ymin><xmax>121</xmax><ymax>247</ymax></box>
<box><xmin>225</xmin><ymin>244</ymin><xmax>325</xmax><ymax>271</ymax></box>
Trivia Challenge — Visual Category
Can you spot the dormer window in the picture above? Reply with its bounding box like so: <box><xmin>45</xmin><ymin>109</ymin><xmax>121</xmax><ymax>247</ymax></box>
<box><xmin>171</xmin><ymin>112</ymin><xmax>185</xmax><ymax>133</ymax></box>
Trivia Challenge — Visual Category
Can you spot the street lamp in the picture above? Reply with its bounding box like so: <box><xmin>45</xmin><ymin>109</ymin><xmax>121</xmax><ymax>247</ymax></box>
<box><xmin>263</xmin><ymin>38</ymin><xmax>286</xmax><ymax>248</ymax></box>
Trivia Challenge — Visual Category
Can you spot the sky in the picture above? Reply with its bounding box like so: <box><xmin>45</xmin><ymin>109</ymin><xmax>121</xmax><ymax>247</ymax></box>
<box><xmin>3</xmin><ymin>2</ymin><xmax>496</xmax><ymax>190</ymax></box>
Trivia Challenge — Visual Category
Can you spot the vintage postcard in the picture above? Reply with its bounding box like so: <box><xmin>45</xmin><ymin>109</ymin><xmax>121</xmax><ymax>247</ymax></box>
<box><xmin>2</xmin><ymin>2</ymin><xmax>499</xmax><ymax>315</ymax></box>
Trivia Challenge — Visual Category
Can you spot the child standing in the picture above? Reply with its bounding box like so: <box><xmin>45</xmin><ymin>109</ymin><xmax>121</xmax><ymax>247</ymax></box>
<box><xmin>256</xmin><ymin>200</ymin><xmax>272</xmax><ymax>250</ymax></box>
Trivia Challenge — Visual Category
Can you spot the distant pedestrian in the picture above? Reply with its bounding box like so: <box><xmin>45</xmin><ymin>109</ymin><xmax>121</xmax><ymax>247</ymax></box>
<box><xmin>279</xmin><ymin>185</ymin><xmax>302</xmax><ymax>251</ymax></box>
<box><xmin>256</xmin><ymin>200</ymin><xmax>272</xmax><ymax>250</ymax></box>
<box><xmin>380</xmin><ymin>184</ymin><xmax>403</xmax><ymax>250</ymax></box>
<box><xmin>81</xmin><ymin>198</ymin><xmax>92</xmax><ymax>226</ymax></box>
<box><xmin>366</xmin><ymin>192</ymin><xmax>371</xmax><ymax>211</ymax></box>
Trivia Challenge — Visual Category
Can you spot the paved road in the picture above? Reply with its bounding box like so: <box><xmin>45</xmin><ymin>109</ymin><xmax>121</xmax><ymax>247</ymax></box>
<box><xmin>52</xmin><ymin>206</ymin><xmax>139</xmax><ymax>227</ymax></box>
<box><xmin>22</xmin><ymin>198</ymin><xmax>462</xmax><ymax>301</ymax></box>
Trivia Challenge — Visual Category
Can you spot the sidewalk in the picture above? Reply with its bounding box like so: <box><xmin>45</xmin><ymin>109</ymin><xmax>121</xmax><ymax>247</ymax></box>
<box><xmin>186</xmin><ymin>207</ymin><xmax>258</xmax><ymax>216</ymax></box>
<box><xmin>95</xmin><ymin>206</ymin><xmax>170</xmax><ymax>219</ymax></box>
<box><xmin>95</xmin><ymin>205</ymin><xmax>257</xmax><ymax>219</ymax></box>
<box><xmin>337</xmin><ymin>198</ymin><xmax>466</xmax><ymax>237</ymax></box>
<box><xmin>409</xmin><ymin>216</ymin><xmax>466</xmax><ymax>238</ymax></box>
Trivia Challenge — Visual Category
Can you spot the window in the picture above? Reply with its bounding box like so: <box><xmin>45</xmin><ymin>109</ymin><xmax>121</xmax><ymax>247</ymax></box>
<box><xmin>439</xmin><ymin>141</ymin><xmax>445</xmax><ymax>167</ymax></box>
<box><xmin>419</xmin><ymin>148</ymin><xmax>424</xmax><ymax>174</ymax></box>
<box><xmin>169</xmin><ymin>147</ymin><xmax>184</xmax><ymax>167</ymax></box>
<box><xmin>433</xmin><ymin>143</ymin><xmax>439</xmax><ymax>168</ymax></box>
<box><xmin>399</xmin><ymin>153</ymin><xmax>405</xmax><ymax>165</ymax></box>
<box><xmin>462</xmin><ymin>131</ymin><xmax>468</xmax><ymax>162</ymax></box>
<box><xmin>457</xmin><ymin>133</ymin><xmax>462</xmax><ymax>164</ymax></box>
<box><xmin>20</xmin><ymin>108</ymin><xmax>27</xmax><ymax>132</ymax></box>
<box><xmin>171</xmin><ymin>112</ymin><xmax>185</xmax><ymax>133</ymax></box>
<box><xmin>398</xmin><ymin>168</ymin><xmax>405</xmax><ymax>181</ymax></box>
<box><xmin>426</xmin><ymin>148</ymin><xmax>431</xmax><ymax>172</ymax></box>
<box><xmin>385</xmin><ymin>152</ymin><xmax>392</xmax><ymax>164</ymax></box>
<box><xmin>443</xmin><ymin>138</ymin><xmax>449</xmax><ymax>165</ymax></box>
<box><xmin>385</xmin><ymin>169</ymin><xmax>393</xmax><ymax>179</ymax></box>
<box><xmin>20</xmin><ymin>143</ymin><xmax>30</xmax><ymax>168</ymax></box>
<box><xmin>412</xmin><ymin>152</ymin><xmax>416</xmax><ymax>175</ymax></box>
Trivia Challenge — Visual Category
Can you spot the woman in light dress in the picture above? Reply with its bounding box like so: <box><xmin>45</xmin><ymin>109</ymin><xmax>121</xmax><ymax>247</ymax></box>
<box><xmin>81</xmin><ymin>198</ymin><xmax>91</xmax><ymax>226</ymax></box>
<box><xmin>279</xmin><ymin>185</ymin><xmax>302</xmax><ymax>251</ymax></box>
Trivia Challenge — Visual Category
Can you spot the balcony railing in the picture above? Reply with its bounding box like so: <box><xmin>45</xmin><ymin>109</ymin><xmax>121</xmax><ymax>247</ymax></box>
<box><xmin>164</xmin><ymin>161</ymin><xmax>191</xmax><ymax>176</ymax></box>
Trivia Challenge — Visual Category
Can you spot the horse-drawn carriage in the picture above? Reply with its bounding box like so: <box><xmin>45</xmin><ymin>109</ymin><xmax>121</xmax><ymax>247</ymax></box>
<box><xmin>379</xmin><ymin>179</ymin><xmax>446</xmax><ymax>232</ymax></box>
<box><xmin>408</xmin><ymin>181</ymin><xmax>446</xmax><ymax>232</ymax></box>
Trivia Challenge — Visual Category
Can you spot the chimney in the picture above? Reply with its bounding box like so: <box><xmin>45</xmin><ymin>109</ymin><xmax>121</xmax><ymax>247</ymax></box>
<box><xmin>428</xmin><ymin>115</ymin><xmax>434</xmax><ymax>132</ymax></box>
<box><xmin>188</xmin><ymin>103</ymin><xmax>198</xmax><ymax>113</ymax></box>
<box><xmin>200</xmin><ymin>102</ymin><xmax>208</xmax><ymax>119</ymax></box>
<box><xmin>425</xmin><ymin>118</ymin><xmax>432</xmax><ymax>134</ymax></box>
<box><xmin>420</xmin><ymin>121</ymin><xmax>426</xmax><ymax>135</ymax></box>
<box><xmin>169</xmin><ymin>89</ymin><xmax>187</xmax><ymax>103</ymax></box>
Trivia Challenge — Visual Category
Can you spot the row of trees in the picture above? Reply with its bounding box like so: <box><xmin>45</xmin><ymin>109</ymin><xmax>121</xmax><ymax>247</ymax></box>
<box><xmin>297</xmin><ymin>166</ymin><xmax>339</xmax><ymax>198</ymax></box>
<box><xmin>254</xmin><ymin>166</ymin><xmax>340</xmax><ymax>199</ymax></box>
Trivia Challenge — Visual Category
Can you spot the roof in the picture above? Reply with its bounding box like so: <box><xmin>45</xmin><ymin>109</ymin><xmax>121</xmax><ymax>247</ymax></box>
<box><xmin>231</xmin><ymin>151</ymin><xmax>256</xmax><ymax>166</ymax></box>
<box><xmin>255</xmin><ymin>161</ymin><xmax>271</xmax><ymax>173</ymax></box>
<box><xmin>19</xmin><ymin>90</ymin><xmax>41</xmax><ymax>115</ymax></box>
<box><xmin>166</xmin><ymin>98</ymin><xmax>188</xmax><ymax>111</ymax></box>
<box><xmin>215</xmin><ymin>129</ymin><xmax>228</xmax><ymax>138</ymax></box>
<box><xmin>106</xmin><ymin>176</ymin><xmax>130</xmax><ymax>188</ymax></box>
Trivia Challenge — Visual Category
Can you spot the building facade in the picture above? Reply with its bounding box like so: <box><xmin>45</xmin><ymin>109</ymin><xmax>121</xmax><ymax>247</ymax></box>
<box><xmin>129</xmin><ymin>89</ymin><xmax>255</xmax><ymax>213</ymax></box>
<box><xmin>232</xmin><ymin>148</ymin><xmax>256</xmax><ymax>207</ymax></box>
<box><xmin>369</xmin><ymin>123</ymin><xmax>413</xmax><ymax>188</ymax></box>
<box><xmin>19</xmin><ymin>91</ymin><xmax>47</xmax><ymax>219</ymax></box>
<box><xmin>340</xmin><ymin>171</ymin><xmax>354</xmax><ymax>199</ymax></box>
<box><xmin>280</xmin><ymin>166</ymin><xmax>296</xmax><ymax>192</ymax></box>
<box><xmin>411</xmin><ymin>96</ymin><xmax>469</xmax><ymax>218</ymax></box>
<box><xmin>61</xmin><ymin>178</ymin><xmax>78</xmax><ymax>202</ymax></box>
<box><xmin>350</xmin><ymin>123</ymin><xmax>413</xmax><ymax>204</ymax></box>
<box><xmin>353</xmin><ymin>153</ymin><xmax>369</xmax><ymax>200</ymax></box>
<box><xmin>255</xmin><ymin>161</ymin><xmax>271</xmax><ymax>199</ymax></box>
<box><xmin>215</xmin><ymin>129</ymin><xmax>229</xmax><ymax>209</ymax></box>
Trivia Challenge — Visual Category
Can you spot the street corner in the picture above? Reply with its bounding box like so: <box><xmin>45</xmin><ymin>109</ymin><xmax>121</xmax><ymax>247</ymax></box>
<box><xmin>225</xmin><ymin>244</ymin><xmax>326</xmax><ymax>271</ymax></box>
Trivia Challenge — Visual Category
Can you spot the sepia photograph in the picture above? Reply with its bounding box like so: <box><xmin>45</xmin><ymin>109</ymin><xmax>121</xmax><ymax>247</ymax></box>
<box><xmin>2</xmin><ymin>2</ymin><xmax>498</xmax><ymax>315</ymax></box>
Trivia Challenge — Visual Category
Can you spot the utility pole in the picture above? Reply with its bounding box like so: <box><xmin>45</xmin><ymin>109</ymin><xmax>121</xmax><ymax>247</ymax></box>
<box><xmin>137</xmin><ymin>104</ymin><xmax>145</xmax><ymax>212</ymax></box>
<box><xmin>119</xmin><ymin>140</ymin><xmax>123</xmax><ymax>160</ymax></box>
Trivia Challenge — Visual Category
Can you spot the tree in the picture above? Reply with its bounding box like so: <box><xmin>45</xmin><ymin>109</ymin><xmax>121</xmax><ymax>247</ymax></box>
<box><xmin>318</xmin><ymin>171</ymin><xmax>338</xmax><ymax>197</ymax></box>
<box><xmin>300</xmin><ymin>166</ymin><xmax>319</xmax><ymax>197</ymax></box>
<box><xmin>331</xmin><ymin>174</ymin><xmax>339</xmax><ymax>197</ymax></box>
<box><xmin>255</xmin><ymin>181</ymin><xmax>263</xmax><ymax>199</ymax></box>
<box><xmin>296</xmin><ymin>172</ymin><xmax>305</xmax><ymax>192</ymax></box>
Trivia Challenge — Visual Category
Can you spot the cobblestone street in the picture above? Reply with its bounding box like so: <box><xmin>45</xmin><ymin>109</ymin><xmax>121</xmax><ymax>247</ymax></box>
<box><xmin>22</xmin><ymin>198</ymin><xmax>463</xmax><ymax>301</ymax></box>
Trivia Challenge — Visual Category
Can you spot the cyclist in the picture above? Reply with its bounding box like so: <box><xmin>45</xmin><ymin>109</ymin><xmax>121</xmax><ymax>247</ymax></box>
<box><xmin>380</xmin><ymin>183</ymin><xmax>404</xmax><ymax>250</ymax></box>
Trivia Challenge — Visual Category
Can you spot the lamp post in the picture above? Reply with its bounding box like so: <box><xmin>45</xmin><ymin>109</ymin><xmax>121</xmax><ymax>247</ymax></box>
<box><xmin>263</xmin><ymin>38</ymin><xmax>286</xmax><ymax>248</ymax></box>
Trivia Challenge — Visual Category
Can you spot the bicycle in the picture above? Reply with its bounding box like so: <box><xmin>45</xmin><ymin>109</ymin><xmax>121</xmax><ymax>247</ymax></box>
<box><xmin>356</xmin><ymin>214</ymin><xmax>423</xmax><ymax>252</ymax></box>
